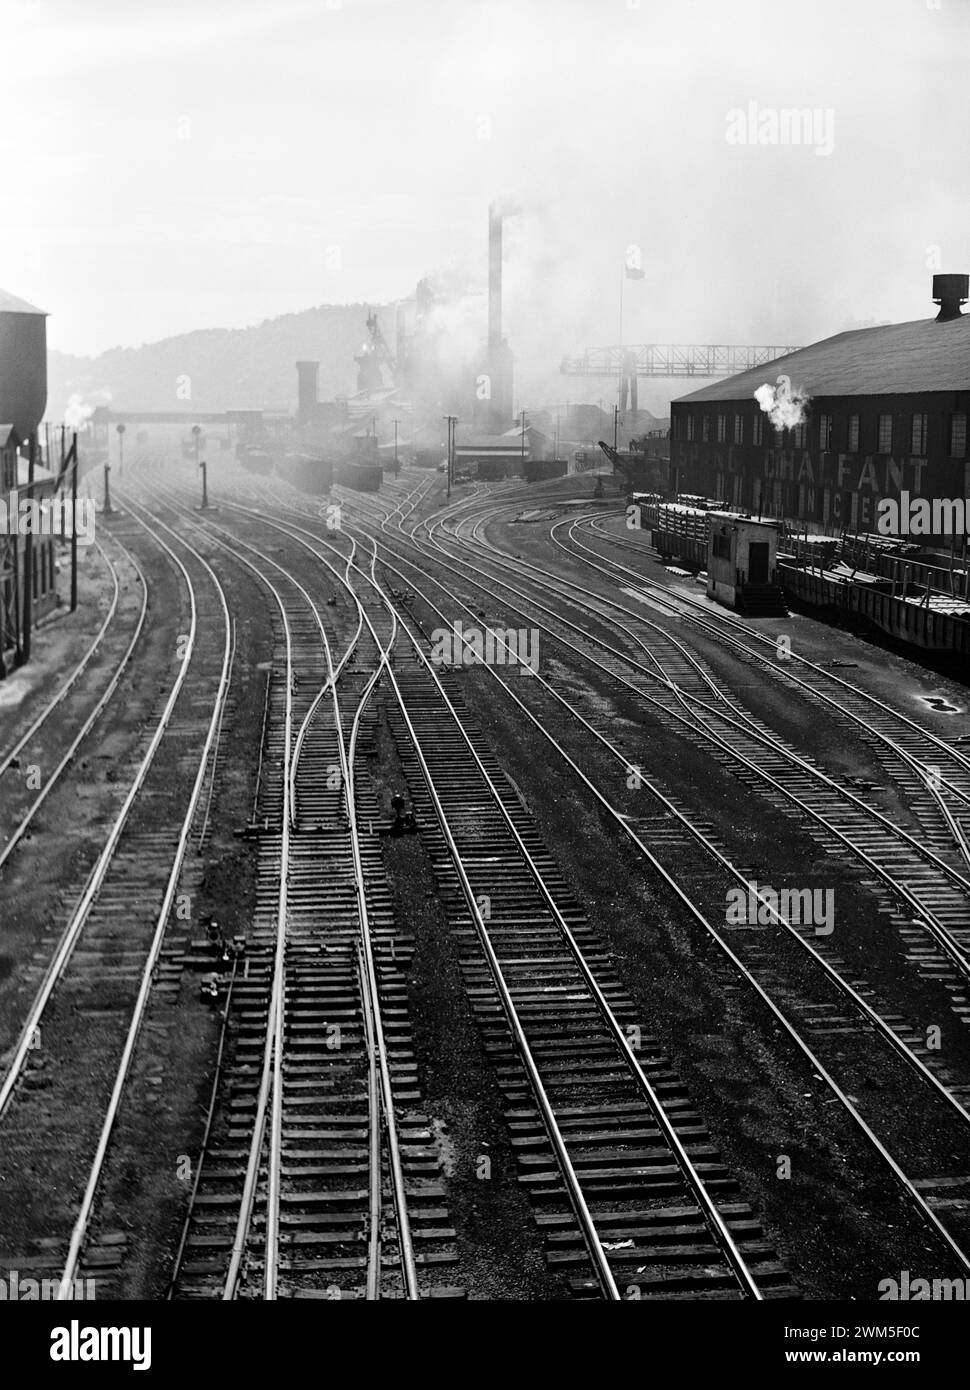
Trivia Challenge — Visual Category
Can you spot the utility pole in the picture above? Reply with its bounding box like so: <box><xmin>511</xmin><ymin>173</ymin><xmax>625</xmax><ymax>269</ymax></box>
<box><xmin>70</xmin><ymin>434</ymin><xmax>78</xmax><ymax>612</ymax></box>
<box><xmin>392</xmin><ymin>418</ymin><xmax>401</xmax><ymax>474</ymax></box>
<box><xmin>520</xmin><ymin>409</ymin><xmax>527</xmax><ymax>474</ymax></box>
<box><xmin>613</xmin><ymin>404</ymin><xmax>619</xmax><ymax>452</ymax></box>
<box><xmin>443</xmin><ymin>415</ymin><xmax>457</xmax><ymax>499</ymax></box>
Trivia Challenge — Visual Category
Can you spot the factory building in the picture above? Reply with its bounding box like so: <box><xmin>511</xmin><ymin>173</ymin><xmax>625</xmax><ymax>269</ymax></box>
<box><xmin>1</xmin><ymin>289</ymin><xmax>54</xmax><ymax>675</ymax></box>
<box><xmin>670</xmin><ymin>275</ymin><xmax>970</xmax><ymax>548</ymax></box>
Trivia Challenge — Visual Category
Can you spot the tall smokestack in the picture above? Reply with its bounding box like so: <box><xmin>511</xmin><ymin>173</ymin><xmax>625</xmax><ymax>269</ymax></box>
<box><xmin>488</xmin><ymin>203</ymin><xmax>502</xmax><ymax>350</ymax></box>
<box><xmin>484</xmin><ymin>203</ymin><xmax>513</xmax><ymax>434</ymax></box>
<box><xmin>296</xmin><ymin>360</ymin><xmax>319</xmax><ymax>420</ymax></box>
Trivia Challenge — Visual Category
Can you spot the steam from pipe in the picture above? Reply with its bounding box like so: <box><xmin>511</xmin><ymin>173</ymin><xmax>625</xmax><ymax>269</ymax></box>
<box><xmin>754</xmin><ymin>373</ymin><xmax>810</xmax><ymax>430</ymax></box>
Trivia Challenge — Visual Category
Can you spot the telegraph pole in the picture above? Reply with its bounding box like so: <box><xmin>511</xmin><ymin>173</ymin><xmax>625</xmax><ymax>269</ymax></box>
<box><xmin>392</xmin><ymin>418</ymin><xmax>401</xmax><ymax>474</ymax></box>
<box><xmin>520</xmin><ymin>409</ymin><xmax>527</xmax><ymax>474</ymax></box>
<box><xmin>443</xmin><ymin>415</ymin><xmax>457</xmax><ymax>499</ymax></box>
<box><xmin>70</xmin><ymin>434</ymin><xmax>78</xmax><ymax>612</ymax></box>
<box><xmin>613</xmin><ymin>404</ymin><xmax>619</xmax><ymax>452</ymax></box>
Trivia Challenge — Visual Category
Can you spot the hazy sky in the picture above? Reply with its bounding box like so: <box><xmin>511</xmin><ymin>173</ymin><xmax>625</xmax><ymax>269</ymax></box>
<box><xmin>4</xmin><ymin>0</ymin><xmax>968</xmax><ymax>403</ymax></box>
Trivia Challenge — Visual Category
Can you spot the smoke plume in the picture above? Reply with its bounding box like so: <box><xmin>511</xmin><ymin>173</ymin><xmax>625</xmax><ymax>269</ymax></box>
<box><xmin>754</xmin><ymin>374</ymin><xmax>811</xmax><ymax>430</ymax></box>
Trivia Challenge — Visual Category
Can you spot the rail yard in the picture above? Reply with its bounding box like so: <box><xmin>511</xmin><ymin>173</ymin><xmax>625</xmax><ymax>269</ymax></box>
<box><xmin>2</xmin><ymin>443</ymin><xmax>970</xmax><ymax>1310</ymax></box>
<box><xmin>4</xmin><ymin>2</ymin><xmax>969</xmax><ymax>1362</ymax></box>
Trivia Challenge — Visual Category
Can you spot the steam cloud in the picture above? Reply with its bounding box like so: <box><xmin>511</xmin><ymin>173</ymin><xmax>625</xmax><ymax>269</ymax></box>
<box><xmin>753</xmin><ymin>374</ymin><xmax>810</xmax><ymax>430</ymax></box>
<box><xmin>63</xmin><ymin>390</ymin><xmax>111</xmax><ymax>431</ymax></box>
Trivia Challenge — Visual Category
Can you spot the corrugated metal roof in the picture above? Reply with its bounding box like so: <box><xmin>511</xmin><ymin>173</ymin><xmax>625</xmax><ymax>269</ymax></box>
<box><xmin>0</xmin><ymin>289</ymin><xmax>47</xmax><ymax>316</ymax></box>
<box><xmin>674</xmin><ymin>314</ymin><xmax>970</xmax><ymax>402</ymax></box>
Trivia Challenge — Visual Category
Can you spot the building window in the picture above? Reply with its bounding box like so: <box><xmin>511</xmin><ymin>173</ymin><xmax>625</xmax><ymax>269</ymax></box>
<box><xmin>752</xmin><ymin>411</ymin><xmax>764</xmax><ymax>447</ymax></box>
<box><xmin>818</xmin><ymin>413</ymin><xmax>832</xmax><ymax>451</ymax></box>
<box><xmin>712</xmin><ymin>531</ymin><xmax>731</xmax><ymax>560</ymax></box>
<box><xmin>848</xmin><ymin>414</ymin><xmax>860</xmax><ymax>452</ymax></box>
<box><xmin>733</xmin><ymin>414</ymin><xmax>743</xmax><ymax>445</ymax></box>
<box><xmin>702</xmin><ymin>415</ymin><xmax>711</xmax><ymax>442</ymax></box>
<box><xmin>911</xmin><ymin>413</ymin><xmax>928</xmax><ymax>456</ymax></box>
<box><xmin>950</xmin><ymin>413</ymin><xmax>967</xmax><ymax>458</ymax></box>
<box><xmin>878</xmin><ymin>414</ymin><xmax>893</xmax><ymax>453</ymax></box>
<box><xmin>686</xmin><ymin>414</ymin><xmax>695</xmax><ymax>442</ymax></box>
<box><xmin>716</xmin><ymin>413</ymin><xmax>726</xmax><ymax>443</ymax></box>
<box><xmin>793</xmin><ymin>422</ymin><xmax>806</xmax><ymax>448</ymax></box>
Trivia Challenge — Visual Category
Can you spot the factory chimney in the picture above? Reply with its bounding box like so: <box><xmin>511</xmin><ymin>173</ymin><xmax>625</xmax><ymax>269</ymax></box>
<box><xmin>932</xmin><ymin>273</ymin><xmax>968</xmax><ymax>322</ymax></box>
<box><xmin>488</xmin><ymin>203</ymin><xmax>502</xmax><ymax>349</ymax></box>
<box><xmin>296</xmin><ymin>360</ymin><xmax>319</xmax><ymax>420</ymax></box>
<box><xmin>485</xmin><ymin>204</ymin><xmax>513</xmax><ymax>433</ymax></box>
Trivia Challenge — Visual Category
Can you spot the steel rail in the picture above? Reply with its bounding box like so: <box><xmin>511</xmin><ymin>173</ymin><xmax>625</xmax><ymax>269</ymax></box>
<box><xmin>58</xmin><ymin>491</ymin><xmax>233</xmax><ymax>1297</ymax></box>
<box><xmin>139</xmin><ymin>480</ymin><xmax>418</xmax><ymax>1301</ymax></box>
<box><xmin>0</xmin><ymin>534</ymin><xmax>149</xmax><ymax>873</ymax></box>
<box><xmin>357</xmin><ymin>503</ymin><xmax>970</xmax><ymax>973</ymax></box>
<box><xmin>0</xmin><ymin>529</ymin><xmax>197</xmax><ymax>1121</ymax></box>
<box><xmin>0</xmin><ymin>537</ymin><xmax>121</xmax><ymax>779</ymax></box>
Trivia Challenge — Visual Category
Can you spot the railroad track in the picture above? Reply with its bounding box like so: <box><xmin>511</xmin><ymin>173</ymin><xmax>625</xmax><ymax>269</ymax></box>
<box><xmin>123</xmin><ymin>483</ymin><xmax>458</xmax><ymax>1300</ymax></box>
<box><xmin>0</xmin><ymin>500</ymin><xmax>232</xmax><ymax>1299</ymax></box>
<box><xmin>567</xmin><ymin>510</ymin><xmax>970</xmax><ymax>867</ymax></box>
<box><xmin>141</xmin><ymin>460</ymin><xmax>970</xmax><ymax>1292</ymax></box>
<box><xmin>389</xmin><ymin>498</ymin><xmax>970</xmax><ymax>984</ymax></box>
<box><xmin>0</xmin><ymin>532</ymin><xmax>148</xmax><ymax>875</ymax></box>
<box><xmin>314</xmin><ymin>488</ymin><xmax>970</xmax><ymax>1280</ymax></box>
<box><xmin>173</xmin><ymin>487</ymin><xmax>792</xmax><ymax>1300</ymax></box>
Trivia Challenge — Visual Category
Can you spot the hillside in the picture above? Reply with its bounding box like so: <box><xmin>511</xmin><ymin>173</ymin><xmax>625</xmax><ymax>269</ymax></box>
<box><xmin>47</xmin><ymin>303</ymin><xmax>397</xmax><ymax>420</ymax></box>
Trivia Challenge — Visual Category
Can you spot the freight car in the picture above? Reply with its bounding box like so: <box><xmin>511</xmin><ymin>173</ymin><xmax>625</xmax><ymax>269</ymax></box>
<box><xmin>524</xmin><ymin>457</ymin><xmax>568</xmax><ymax>483</ymax></box>
<box><xmin>336</xmin><ymin>460</ymin><xmax>382</xmax><ymax>493</ymax></box>
<box><xmin>779</xmin><ymin>547</ymin><xmax>970</xmax><ymax>654</ymax></box>
<box><xmin>237</xmin><ymin>444</ymin><xmax>273</xmax><ymax>476</ymax></box>
<box><xmin>630</xmin><ymin>494</ymin><xmax>970</xmax><ymax>655</ymax></box>
<box><xmin>632</xmin><ymin>493</ymin><xmax>724</xmax><ymax>568</ymax></box>
<box><xmin>276</xmin><ymin>452</ymin><xmax>333</xmax><ymax>495</ymax></box>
